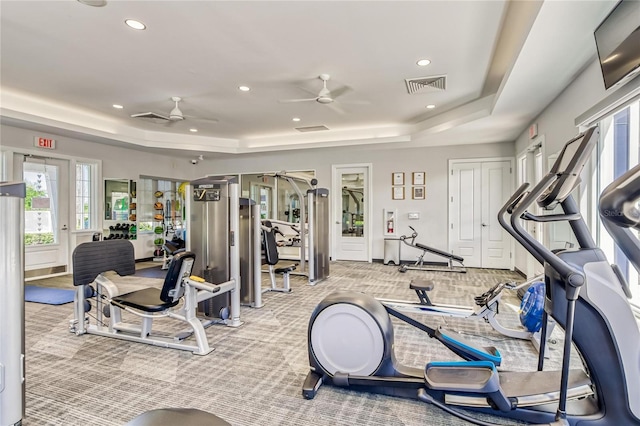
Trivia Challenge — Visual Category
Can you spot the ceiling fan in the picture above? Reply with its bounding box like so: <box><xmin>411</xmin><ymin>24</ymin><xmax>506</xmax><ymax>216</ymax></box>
<box><xmin>279</xmin><ymin>74</ymin><xmax>368</xmax><ymax>113</ymax></box>
<box><xmin>131</xmin><ymin>97</ymin><xmax>218</xmax><ymax>125</ymax></box>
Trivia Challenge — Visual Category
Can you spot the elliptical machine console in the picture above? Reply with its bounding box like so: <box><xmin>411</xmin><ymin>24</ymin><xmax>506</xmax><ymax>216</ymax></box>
<box><xmin>303</xmin><ymin>126</ymin><xmax>640</xmax><ymax>426</ymax></box>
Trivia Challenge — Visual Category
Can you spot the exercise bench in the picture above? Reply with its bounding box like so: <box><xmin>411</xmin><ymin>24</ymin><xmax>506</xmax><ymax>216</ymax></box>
<box><xmin>69</xmin><ymin>239</ymin><xmax>240</xmax><ymax>355</ymax></box>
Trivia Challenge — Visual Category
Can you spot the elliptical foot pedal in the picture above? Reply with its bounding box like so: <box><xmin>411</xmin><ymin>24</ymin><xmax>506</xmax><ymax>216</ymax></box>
<box><xmin>425</xmin><ymin>361</ymin><xmax>513</xmax><ymax>412</ymax></box>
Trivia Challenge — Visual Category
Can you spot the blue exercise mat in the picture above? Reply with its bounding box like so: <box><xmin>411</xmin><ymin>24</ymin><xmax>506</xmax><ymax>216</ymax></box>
<box><xmin>25</xmin><ymin>285</ymin><xmax>75</xmax><ymax>305</ymax></box>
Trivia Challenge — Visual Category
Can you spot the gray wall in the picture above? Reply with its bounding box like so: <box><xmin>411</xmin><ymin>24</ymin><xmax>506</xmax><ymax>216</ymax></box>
<box><xmin>199</xmin><ymin>141</ymin><xmax>514</xmax><ymax>260</ymax></box>
<box><xmin>2</xmin><ymin>121</ymin><xmax>514</xmax><ymax>263</ymax></box>
<box><xmin>1</xmin><ymin>125</ymin><xmax>198</xmax><ymax>182</ymax></box>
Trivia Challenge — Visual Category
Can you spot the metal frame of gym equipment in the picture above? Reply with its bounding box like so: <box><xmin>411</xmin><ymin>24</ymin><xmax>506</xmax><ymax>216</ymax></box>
<box><xmin>303</xmin><ymin>127</ymin><xmax>640</xmax><ymax>425</ymax></box>
<box><xmin>261</xmin><ymin>220</ymin><xmax>297</xmax><ymax>294</ymax></box>
<box><xmin>261</xmin><ymin>171</ymin><xmax>330</xmax><ymax>285</ymax></box>
<box><xmin>70</xmin><ymin>176</ymin><xmax>243</xmax><ymax>356</ymax></box>
<box><xmin>397</xmin><ymin>226</ymin><xmax>466</xmax><ymax>273</ymax></box>
<box><xmin>377</xmin><ymin>274</ymin><xmax>553</xmax><ymax>357</ymax></box>
<box><xmin>0</xmin><ymin>182</ymin><xmax>26</xmax><ymax>426</ymax></box>
<box><xmin>379</xmin><ymin>188</ymin><xmax>556</xmax><ymax>357</ymax></box>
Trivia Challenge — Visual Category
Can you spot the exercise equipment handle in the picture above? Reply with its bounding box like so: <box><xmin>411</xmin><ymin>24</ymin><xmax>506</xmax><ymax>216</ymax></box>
<box><xmin>498</xmin><ymin>183</ymin><xmax>544</xmax><ymax>265</ymax></box>
<box><xmin>600</xmin><ymin>164</ymin><xmax>640</xmax><ymax>281</ymax></box>
<box><xmin>511</xmin><ymin>174</ymin><xmax>584</xmax><ymax>293</ymax></box>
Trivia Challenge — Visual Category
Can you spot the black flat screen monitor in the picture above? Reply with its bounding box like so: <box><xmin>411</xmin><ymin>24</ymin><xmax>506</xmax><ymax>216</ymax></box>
<box><xmin>537</xmin><ymin>127</ymin><xmax>599</xmax><ymax>209</ymax></box>
<box><xmin>594</xmin><ymin>0</ymin><xmax>640</xmax><ymax>90</ymax></box>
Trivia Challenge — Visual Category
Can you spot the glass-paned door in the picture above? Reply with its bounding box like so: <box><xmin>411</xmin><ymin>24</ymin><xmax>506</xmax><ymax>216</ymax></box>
<box><xmin>333</xmin><ymin>165</ymin><xmax>370</xmax><ymax>261</ymax></box>
<box><xmin>14</xmin><ymin>155</ymin><xmax>70</xmax><ymax>278</ymax></box>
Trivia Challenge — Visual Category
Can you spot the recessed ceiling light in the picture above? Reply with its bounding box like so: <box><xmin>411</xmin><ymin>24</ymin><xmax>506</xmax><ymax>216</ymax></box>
<box><xmin>426</xmin><ymin>104</ymin><xmax>436</xmax><ymax>109</ymax></box>
<box><xmin>238</xmin><ymin>86</ymin><xmax>250</xmax><ymax>92</ymax></box>
<box><xmin>189</xmin><ymin>128</ymin><xmax>198</xmax><ymax>133</ymax></box>
<box><xmin>112</xmin><ymin>104</ymin><xmax>124</xmax><ymax>109</ymax></box>
<box><xmin>417</xmin><ymin>59</ymin><xmax>431</xmax><ymax>66</ymax></box>
<box><xmin>292</xmin><ymin>117</ymin><xmax>301</xmax><ymax>122</ymax></box>
<box><xmin>77</xmin><ymin>0</ymin><xmax>107</xmax><ymax>6</ymax></box>
<box><xmin>125</xmin><ymin>19</ymin><xmax>146</xmax><ymax>30</ymax></box>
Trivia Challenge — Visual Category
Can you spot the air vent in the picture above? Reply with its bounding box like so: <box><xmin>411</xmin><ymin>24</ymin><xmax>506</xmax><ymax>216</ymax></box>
<box><xmin>130</xmin><ymin>112</ymin><xmax>169</xmax><ymax>121</ymax></box>
<box><xmin>295</xmin><ymin>125</ymin><xmax>329</xmax><ymax>132</ymax></box>
<box><xmin>405</xmin><ymin>75</ymin><xmax>447</xmax><ymax>94</ymax></box>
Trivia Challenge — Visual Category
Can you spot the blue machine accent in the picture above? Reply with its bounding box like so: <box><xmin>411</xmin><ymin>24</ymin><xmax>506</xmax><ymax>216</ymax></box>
<box><xmin>520</xmin><ymin>281</ymin><xmax>545</xmax><ymax>332</ymax></box>
<box><xmin>437</xmin><ymin>329</ymin><xmax>502</xmax><ymax>366</ymax></box>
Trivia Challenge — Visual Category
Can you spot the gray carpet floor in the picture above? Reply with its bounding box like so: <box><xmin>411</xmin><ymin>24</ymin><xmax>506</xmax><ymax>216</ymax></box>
<box><xmin>22</xmin><ymin>261</ymin><xmax>571</xmax><ymax>426</ymax></box>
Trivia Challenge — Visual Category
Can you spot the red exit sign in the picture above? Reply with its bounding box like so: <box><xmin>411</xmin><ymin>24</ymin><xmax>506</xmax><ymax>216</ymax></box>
<box><xmin>34</xmin><ymin>137</ymin><xmax>56</xmax><ymax>149</ymax></box>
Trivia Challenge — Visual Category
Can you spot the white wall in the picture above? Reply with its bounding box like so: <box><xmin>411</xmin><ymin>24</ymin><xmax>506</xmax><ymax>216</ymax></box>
<box><xmin>199</xmin><ymin>141</ymin><xmax>514</xmax><ymax>261</ymax></box>
<box><xmin>515</xmin><ymin>61</ymin><xmax>609</xmax><ymax>157</ymax></box>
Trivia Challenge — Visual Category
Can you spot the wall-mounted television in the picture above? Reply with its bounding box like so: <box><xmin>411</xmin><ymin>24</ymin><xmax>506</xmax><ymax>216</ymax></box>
<box><xmin>594</xmin><ymin>0</ymin><xmax>640</xmax><ymax>90</ymax></box>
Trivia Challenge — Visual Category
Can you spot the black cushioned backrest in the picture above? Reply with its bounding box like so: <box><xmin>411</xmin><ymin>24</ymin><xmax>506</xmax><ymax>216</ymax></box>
<box><xmin>160</xmin><ymin>251</ymin><xmax>196</xmax><ymax>303</ymax></box>
<box><xmin>262</xmin><ymin>221</ymin><xmax>280</xmax><ymax>266</ymax></box>
<box><xmin>73</xmin><ymin>240</ymin><xmax>136</xmax><ymax>286</ymax></box>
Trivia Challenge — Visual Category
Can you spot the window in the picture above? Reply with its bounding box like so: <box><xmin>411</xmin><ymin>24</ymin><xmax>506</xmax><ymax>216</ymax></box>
<box><xmin>75</xmin><ymin>163</ymin><xmax>95</xmax><ymax>230</ymax></box>
<box><xmin>592</xmin><ymin>99</ymin><xmax>640</xmax><ymax>306</ymax></box>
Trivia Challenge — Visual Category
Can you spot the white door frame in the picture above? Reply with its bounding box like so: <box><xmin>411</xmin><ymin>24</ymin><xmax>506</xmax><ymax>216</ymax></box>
<box><xmin>516</xmin><ymin>136</ymin><xmax>546</xmax><ymax>278</ymax></box>
<box><xmin>331</xmin><ymin>163</ymin><xmax>373</xmax><ymax>262</ymax></box>
<box><xmin>448</xmin><ymin>157</ymin><xmax>514</xmax><ymax>269</ymax></box>
<box><xmin>3</xmin><ymin>146</ymin><xmax>103</xmax><ymax>278</ymax></box>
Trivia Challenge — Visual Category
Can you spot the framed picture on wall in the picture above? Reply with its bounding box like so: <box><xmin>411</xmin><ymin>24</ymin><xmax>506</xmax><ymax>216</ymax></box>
<box><xmin>392</xmin><ymin>186</ymin><xmax>405</xmax><ymax>200</ymax></box>
<box><xmin>412</xmin><ymin>172</ymin><xmax>425</xmax><ymax>186</ymax></box>
<box><xmin>392</xmin><ymin>172</ymin><xmax>405</xmax><ymax>186</ymax></box>
<box><xmin>412</xmin><ymin>186</ymin><xmax>425</xmax><ymax>200</ymax></box>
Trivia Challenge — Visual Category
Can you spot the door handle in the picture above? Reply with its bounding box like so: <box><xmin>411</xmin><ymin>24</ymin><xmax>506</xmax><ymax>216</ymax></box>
<box><xmin>61</xmin><ymin>225</ymin><xmax>68</xmax><ymax>231</ymax></box>
<box><xmin>335</xmin><ymin>221</ymin><xmax>340</xmax><ymax>225</ymax></box>
<box><xmin>481</xmin><ymin>223</ymin><xmax>488</xmax><ymax>227</ymax></box>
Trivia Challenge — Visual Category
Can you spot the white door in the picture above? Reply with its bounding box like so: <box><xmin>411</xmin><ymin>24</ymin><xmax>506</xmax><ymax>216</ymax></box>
<box><xmin>449</xmin><ymin>160</ymin><xmax>512</xmax><ymax>268</ymax></box>
<box><xmin>332</xmin><ymin>164</ymin><xmax>370</xmax><ymax>261</ymax></box>
<box><xmin>481</xmin><ymin>162</ymin><xmax>513</xmax><ymax>268</ymax></box>
<box><xmin>14</xmin><ymin>155</ymin><xmax>70</xmax><ymax>279</ymax></box>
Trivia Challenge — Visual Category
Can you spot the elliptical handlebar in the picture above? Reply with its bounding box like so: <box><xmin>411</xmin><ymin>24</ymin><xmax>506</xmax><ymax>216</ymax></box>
<box><xmin>600</xmin><ymin>164</ymin><xmax>640</xmax><ymax>282</ymax></box>
<box><xmin>498</xmin><ymin>183</ymin><xmax>545</xmax><ymax>265</ymax></box>
<box><xmin>511</xmin><ymin>173</ymin><xmax>585</xmax><ymax>293</ymax></box>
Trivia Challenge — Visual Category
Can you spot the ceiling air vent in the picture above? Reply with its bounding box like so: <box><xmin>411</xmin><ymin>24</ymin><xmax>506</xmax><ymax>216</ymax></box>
<box><xmin>405</xmin><ymin>75</ymin><xmax>447</xmax><ymax>95</ymax></box>
<box><xmin>295</xmin><ymin>125</ymin><xmax>329</xmax><ymax>132</ymax></box>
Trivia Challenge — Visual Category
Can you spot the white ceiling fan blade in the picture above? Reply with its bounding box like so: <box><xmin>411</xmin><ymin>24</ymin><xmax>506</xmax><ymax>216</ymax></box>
<box><xmin>330</xmin><ymin>85</ymin><xmax>352</xmax><ymax>99</ymax></box>
<box><xmin>130</xmin><ymin>112</ymin><xmax>170</xmax><ymax>121</ymax></box>
<box><xmin>279</xmin><ymin>98</ymin><xmax>318</xmax><ymax>103</ymax></box>
<box><xmin>327</xmin><ymin>102</ymin><xmax>346</xmax><ymax>115</ymax></box>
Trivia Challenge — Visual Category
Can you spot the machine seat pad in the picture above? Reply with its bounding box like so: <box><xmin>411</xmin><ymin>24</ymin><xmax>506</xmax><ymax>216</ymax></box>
<box><xmin>112</xmin><ymin>287</ymin><xmax>179</xmax><ymax>313</ymax></box>
<box><xmin>126</xmin><ymin>408</ymin><xmax>231</xmax><ymax>426</ymax></box>
<box><xmin>410</xmin><ymin>279</ymin><xmax>435</xmax><ymax>292</ymax></box>
<box><xmin>414</xmin><ymin>242</ymin><xmax>464</xmax><ymax>263</ymax></box>
<box><xmin>274</xmin><ymin>261</ymin><xmax>297</xmax><ymax>274</ymax></box>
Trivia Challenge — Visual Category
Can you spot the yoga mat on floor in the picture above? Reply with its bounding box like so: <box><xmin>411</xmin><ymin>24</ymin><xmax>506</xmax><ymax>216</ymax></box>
<box><xmin>25</xmin><ymin>285</ymin><xmax>75</xmax><ymax>305</ymax></box>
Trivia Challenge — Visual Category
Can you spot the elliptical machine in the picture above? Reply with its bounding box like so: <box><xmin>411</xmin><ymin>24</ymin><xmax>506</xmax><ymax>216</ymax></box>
<box><xmin>302</xmin><ymin>126</ymin><xmax>640</xmax><ymax>425</ymax></box>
